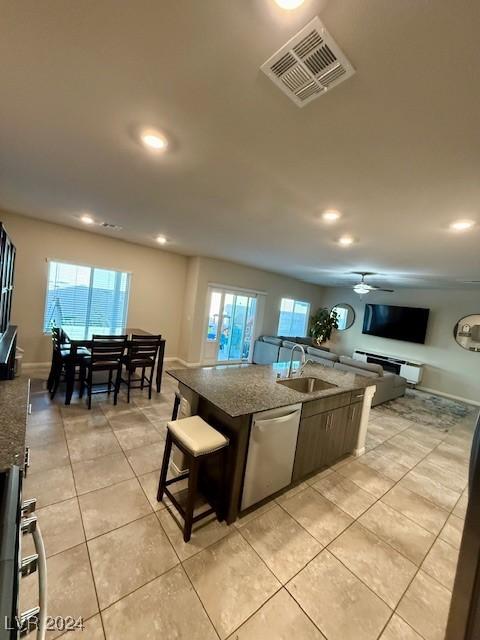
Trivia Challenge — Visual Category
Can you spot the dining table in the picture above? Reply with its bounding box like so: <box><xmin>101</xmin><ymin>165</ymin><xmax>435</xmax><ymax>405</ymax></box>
<box><xmin>60</xmin><ymin>326</ymin><xmax>166</xmax><ymax>405</ymax></box>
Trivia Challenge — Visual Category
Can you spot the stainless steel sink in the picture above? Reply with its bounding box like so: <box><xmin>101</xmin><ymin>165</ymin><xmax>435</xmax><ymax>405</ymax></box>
<box><xmin>276</xmin><ymin>376</ymin><xmax>337</xmax><ymax>393</ymax></box>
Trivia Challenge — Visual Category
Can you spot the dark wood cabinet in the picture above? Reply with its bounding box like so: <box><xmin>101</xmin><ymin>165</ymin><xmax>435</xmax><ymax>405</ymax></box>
<box><xmin>292</xmin><ymin>396</ymin><xmax>362</xmax><ymax>481</ymax></box>
<box><xmin>0</xmin><ymin>223</ymin><xmax>15</xmax><ymax>335</ymax></box>
<box><xmin>343</xmin><ymin>401</ymin><xmax>362</xmax><ymax>453</ymax></box>
<box><xmin>293</xmin><ymin>412</ymin><xmax>328</xmax><ymax>480</ymax></box>
<box><xmin>0</xmin><ymin>223</ymin><xmax>17</xmax><ymax>379</ymax></box>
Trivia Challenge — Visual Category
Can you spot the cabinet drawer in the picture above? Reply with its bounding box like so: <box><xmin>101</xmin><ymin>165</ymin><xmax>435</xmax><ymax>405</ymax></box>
<box><xmin>302</xmin><ymin>392</ymin><xmax>351</xmax><ymax>418</ymax></box>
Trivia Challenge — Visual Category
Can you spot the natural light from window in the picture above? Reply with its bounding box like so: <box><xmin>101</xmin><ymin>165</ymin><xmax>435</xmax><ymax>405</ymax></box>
<box><xmin>335</xmin><ymin>306</ymin><xmax>348</xmax><ymax>330</ymax></box>
<box><xmin>277</xmin><ymin>298</ymin><xmax>310</xmax><ymax>337</ymax></box>
<box><xmin>43</xmin><ymin>260</ymin><xmax>131</xmax><ymax>339</ymax></box>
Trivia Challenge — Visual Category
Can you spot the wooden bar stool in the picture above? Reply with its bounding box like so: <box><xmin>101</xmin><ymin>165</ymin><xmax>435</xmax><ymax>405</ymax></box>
<box><xmin>171</xmin><ymin>390</ymin><xmax>181</xmax><ymax>420</ymax></box>
<box><xmin>157</xmin><ymin>416</ymin><xmax>228</xmax><ymax>542</ymax></box>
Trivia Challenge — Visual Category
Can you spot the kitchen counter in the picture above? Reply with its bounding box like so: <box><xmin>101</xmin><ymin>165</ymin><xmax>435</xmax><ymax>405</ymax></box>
<box><xmin>167</xmin><ymin>362</ymin><xmax>374</xmax><ymax>418</ymax></box>
<box><xmin>0</xmin><ymin>376</ymin><xmax>30</xmax><ymax>472</ymax></box>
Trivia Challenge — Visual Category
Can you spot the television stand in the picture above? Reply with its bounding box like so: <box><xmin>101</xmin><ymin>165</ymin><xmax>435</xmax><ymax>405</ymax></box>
<box><xmin>353</xmin><ymin>349</ymin><xmax>424</xmax><ymax>384</ymax></box>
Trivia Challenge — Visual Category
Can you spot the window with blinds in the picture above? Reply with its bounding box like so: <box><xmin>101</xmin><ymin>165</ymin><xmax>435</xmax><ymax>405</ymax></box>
<box><xmin>277</xmin><ymin>298</ymin><xmax>310</xmax><ymax>337</ymax></box>
<box><xmin>43</xmin><ymin>261</ymin><xmax>131</xmax><ymax>338</ymax></box>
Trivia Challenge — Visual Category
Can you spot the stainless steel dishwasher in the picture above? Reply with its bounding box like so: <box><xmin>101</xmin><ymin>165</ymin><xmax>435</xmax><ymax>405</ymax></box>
<box><xmin>241</xmin><ymin>403</ymin><xmax>302</xmax><ymax>510</ymax></box>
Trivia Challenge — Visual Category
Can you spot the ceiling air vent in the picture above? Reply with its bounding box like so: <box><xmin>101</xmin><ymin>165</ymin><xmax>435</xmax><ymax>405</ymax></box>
<box><xmin>261</xmin><ymin>16</ymin><xmax>355</xmax><ymax>107</ymax></box>
<box><xmin>100</xmin><ymin>222</ymin><xmax>123</xmax><ymax>231</ymax></box>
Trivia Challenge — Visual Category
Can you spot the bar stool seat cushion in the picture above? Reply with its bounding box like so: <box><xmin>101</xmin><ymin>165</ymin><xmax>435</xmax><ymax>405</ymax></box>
<box><xmin>167</xmin><ymin>416</ymin><xmax>227</xmax><ymax>457</ymax></box>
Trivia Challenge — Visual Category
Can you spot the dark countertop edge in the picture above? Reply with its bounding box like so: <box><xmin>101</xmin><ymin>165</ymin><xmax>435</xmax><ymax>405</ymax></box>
<box><xmin>168</xmin><ymin>369</ymin><xmax>309</xmax><ymax>417</ymax></box>
<box><xmin>0</xmin><ymin>375</ymin><xmax>30</xmax><ymax>472</ymax></box>
<box><xmin>167</xmin><ymin>364</ymin><xmax>375</xmax><ymax>418</ymax></box>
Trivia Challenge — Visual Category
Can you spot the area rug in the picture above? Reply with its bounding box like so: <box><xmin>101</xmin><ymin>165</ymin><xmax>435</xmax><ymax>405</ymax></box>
<box><xmin>375</xmin><ymin>389</ymin><xmax>473</xmax><ymax>431</ymax></box>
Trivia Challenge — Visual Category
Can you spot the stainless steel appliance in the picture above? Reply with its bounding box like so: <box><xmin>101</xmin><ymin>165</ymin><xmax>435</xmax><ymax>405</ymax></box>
<box><xmin>0</xmin><ymin>466</ymin><xmax>47</xmax><ymax>640</ymax></box>
<box><xmin>241</xmin><ymin>403</ymin><xmax>302</xmax><ymax>510</ymax></box>
<box><xmin>446</xmin><ymin>412</ymin><xmax>480</xmax><ymax>639</ymax></box>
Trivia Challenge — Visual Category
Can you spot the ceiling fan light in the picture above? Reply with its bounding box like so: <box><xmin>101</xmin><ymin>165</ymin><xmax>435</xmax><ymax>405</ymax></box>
<box><xmin>353</xmin><ymin>283</ymin><xmax>370</xmax><ymax>295</ymax></box>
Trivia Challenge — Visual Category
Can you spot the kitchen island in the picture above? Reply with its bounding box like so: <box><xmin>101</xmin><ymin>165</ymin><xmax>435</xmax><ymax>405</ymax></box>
<box><xmin>167</xmin><ymin>362</ymin><xmax>376</xmax><ymax>523</ymax></box>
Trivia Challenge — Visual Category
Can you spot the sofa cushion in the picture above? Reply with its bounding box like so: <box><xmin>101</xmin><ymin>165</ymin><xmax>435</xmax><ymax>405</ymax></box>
<box><xmin>282</xmin><ymin>340</ymin><xmax>298</xmax><ymax>349</ymax></box>
<box><xmin>307</xmin><ymin>355</ymin><xmax>335</xmax><ymax>368</ymax></box>
<box><xmin>334</xmin><ymin>362</ymin><xmax>380</xmax><ymax>378</ymax></box>
<box><xmin>294</xmin><ymin>336</ymin><xmax>315</xmax><ymax>347</ymax></box>
<box><xmin>339</xmin><ymin>356</ymin><xmax>384</xmax><ymax>376</ymax></box>
<box><xmin>252</xmin><ymin>340</ymin><xmax>280</xmax><ymax>365</ymax></box>
<box><xmin>279</xmin><ymin>346</ymin><xmax>303</xmax><ymax>363</ymax></box>
<box><xmin>307</xmin><ymin>347</ymin><xmax>339</xmax><ymax>362</ymax></box>
<box><xmin>262</xmin><ymin>336</ymin><xmax>283</xmax><ymax>346</ymax></box>
<box><xmin>384</xmin><ymin>372</ymin><xmax>408</xmax><ymax>388</ymax></box>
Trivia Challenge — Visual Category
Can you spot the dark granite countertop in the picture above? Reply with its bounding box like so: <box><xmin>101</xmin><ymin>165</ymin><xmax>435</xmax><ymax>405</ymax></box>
<box><xmin>0</xmin><ymin>376</ymin><xmax>30</xmax><ymax>472</ymax></box>
<box><xmin>167</xmin><ymin>362</ymin><xmax>375</xmax><ymax>418</ymax></box>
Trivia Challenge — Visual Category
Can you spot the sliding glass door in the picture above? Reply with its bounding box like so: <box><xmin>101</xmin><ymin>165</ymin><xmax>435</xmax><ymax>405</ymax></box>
<box><xmin>203</xmin><ymin>288</ymin><xmax>258</xmax><ymax>364</ymax></box>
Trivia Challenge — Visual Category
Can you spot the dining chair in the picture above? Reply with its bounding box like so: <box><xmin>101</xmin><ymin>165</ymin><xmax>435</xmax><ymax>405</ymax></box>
<box><xmin>80</xmin><ymin>335</ymin><xmax>127</xmax><ymax>409</ymax></box>
<box><xmin>47</xmin><ymin>327</ymin><xmax>90</xmax><ymax>399</ymax></box>
<box><xmin>120</xmin><ymin>334</ymin><xmax>162</xmax><ymax>402</ymax></box>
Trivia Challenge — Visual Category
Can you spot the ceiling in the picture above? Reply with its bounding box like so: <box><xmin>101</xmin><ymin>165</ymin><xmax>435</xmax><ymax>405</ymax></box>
<box><xmin>1</xmin><ymin>0</ymin><xmax>479</xmax><ymax>289</ymax></box>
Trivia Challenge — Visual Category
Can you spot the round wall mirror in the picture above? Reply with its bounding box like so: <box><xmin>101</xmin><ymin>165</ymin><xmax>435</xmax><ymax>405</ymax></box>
<box><xmin>453</xmin><ymin>314</ymin><xmax>480</xmax><ymax>352</ymax></box>
<box><xmin>331</xmin><ymin>303</ymin><xmax>355</xmax><ymax>331</ymax></box>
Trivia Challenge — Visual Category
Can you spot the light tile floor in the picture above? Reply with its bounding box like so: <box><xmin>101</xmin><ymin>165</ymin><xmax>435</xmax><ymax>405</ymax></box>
<box><xmin>20</xmin><ymin>365</ymin><xmax>477</xmax><ymax>640</ymax></box>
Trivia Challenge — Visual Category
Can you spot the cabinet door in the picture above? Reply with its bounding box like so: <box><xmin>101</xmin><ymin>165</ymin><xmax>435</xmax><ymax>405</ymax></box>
<box><xmin>343</xmin><ymin>401</ymin><xmax>362</xmax><ymax>454</ymax></box>
<box><xmin>324</xmin><ymin>405</ymin><xmax>349</xmax><ymax>466</ymax></box>
<box><xmin>293</xmin><ymin>413</ymin><xmax>329</xmax><ymax>481</ymax></box>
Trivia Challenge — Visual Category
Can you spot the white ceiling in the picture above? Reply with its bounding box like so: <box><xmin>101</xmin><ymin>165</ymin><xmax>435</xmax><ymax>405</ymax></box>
<box><xmin>1</xmin><ymin>0</ymin><xmax>480</xmax><ymax>289</ymax></box>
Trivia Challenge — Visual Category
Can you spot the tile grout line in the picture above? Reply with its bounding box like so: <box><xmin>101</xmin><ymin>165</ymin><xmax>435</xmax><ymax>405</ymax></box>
<box><xmin>231</xmin><ymin>512</ymin><xmax>333</xmax><ymax>638</ymax></box>
<box><xmin>102</xmin><ymin>388</ymin><xmax>223</xmax><ymax>640</ymax></box>
<box><xmin>60</xmin><ymin>410</ymin><xmax>108</xmax><ymax>640</ymax></box>
<box><xmin>69</xmin><ymin>400</ymin><xmax>466</xmax><ymax>624</ymax></box>
<box><xmin>343</xmin><ymin>414</ymin><xmax>469</xmax><ymax>637</ymax></box>
<box><xmin>273</xmin><ymin>414</ymin><xmax>469</xmax><ymax>639</ymax></box>
<box><xmin>237</xmin><ymin>411</ymin><xmax>468</xmax><ymax>638</ymax></box>
<box><xmin>28</xmin><ymin>377</ymin><xmax>472</xmax><ymax>640</ymax></box>
<box><xmin>60</xmin><ymin>388</ymin><xmax>180</xmax><ymax>639</ymax></box>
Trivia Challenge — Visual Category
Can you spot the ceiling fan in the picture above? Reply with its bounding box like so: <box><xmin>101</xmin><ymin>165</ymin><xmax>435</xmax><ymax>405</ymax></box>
<box><xmin>352</xmin><ymin>272</ymin><xmax>395</xmax><ymax>295</ymax></box>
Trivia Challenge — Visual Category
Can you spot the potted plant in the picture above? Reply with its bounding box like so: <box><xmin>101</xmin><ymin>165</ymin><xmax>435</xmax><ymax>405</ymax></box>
<box><xmin>309</xmin><ymin>307</ymin><xmax>339</xmax><ymax>346</ymax></box>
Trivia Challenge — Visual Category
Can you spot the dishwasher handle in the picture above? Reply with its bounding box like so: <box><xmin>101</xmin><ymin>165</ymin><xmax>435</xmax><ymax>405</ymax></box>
<box><xmin>253</xmin><ymin>409</ymin><xmax>301</xmax><ymax>435</ymax></box>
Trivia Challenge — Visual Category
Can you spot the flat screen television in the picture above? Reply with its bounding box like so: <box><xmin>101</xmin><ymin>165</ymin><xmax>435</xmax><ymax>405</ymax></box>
<box><xmin>363</xmin><ymin>303</ymin><xmax>430</xmax><ymax>344</ymax></box>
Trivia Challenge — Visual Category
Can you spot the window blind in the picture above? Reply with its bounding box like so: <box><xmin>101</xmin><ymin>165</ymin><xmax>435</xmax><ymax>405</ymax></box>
<box><xmin>43</xmin><ymin>261</ymin><xmax>130</xmax><ymax>338</ymax></box>
<box><xmin>277</xmin><ymin>298</ymin><xmax>310</xmax><ymax>337</ymax></box>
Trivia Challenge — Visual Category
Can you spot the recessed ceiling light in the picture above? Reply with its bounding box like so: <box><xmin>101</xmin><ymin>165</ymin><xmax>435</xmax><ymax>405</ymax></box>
<box><xmin>80</xmin><ymin>214</ymin><xmax>95</xmax><ymax>225</ymax></box>
<box><xmin>274</xmin><ymin>0</ymin><xmax>305</xmax><ymax>9</ymax></box>
<box><xmin>156</xmin><ymin>235</ymin><xmax>167</xmax><ymax>245</ymax></box>
<box><xmin>449</xmin><ymin>219</ymin><xmax>475</xmax><ymax>232</ymax></box>
<box><xmin>322</xmin><ymin>209</ymin><xmax>341</xmax><ymax>222</ymax></box>
<box><xmin>140</xmin><ymin>128</ymin><xmax>168</xmax><ymax>152</ymax></box>
<box><xmin>338</xmin><ymin>235</ymin><xmax>354</xmax><ymax>246</ymax></box>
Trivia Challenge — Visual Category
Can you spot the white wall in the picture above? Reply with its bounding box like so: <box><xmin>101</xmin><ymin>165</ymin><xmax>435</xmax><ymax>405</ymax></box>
<box><xmin>182</xmin><ymin>256</ymin><xmax>325</xmax><ymax>364</ymax></box>
<box><xmin>321</xmin><ymin>287</ymin><xmax>480</xmax><ymax>404</ymax></box>
<box><xmin>2</xmin><ymin>210</ymin><xmax>326</xmax><ymax>366</ymax></box>
<box><xmin>7</xmin><ymin>207</ymin><xmax>476</xmax><ymax>404</ymax></box>
<box><xmin>178</xmin><ymin>256</ymin><xmax>201</xmax><ymax>363</ymax></box>
<box><xmin>1</xmin><ymin>211</ymin><xmax>188</xmax><ymax>362</ymax></box>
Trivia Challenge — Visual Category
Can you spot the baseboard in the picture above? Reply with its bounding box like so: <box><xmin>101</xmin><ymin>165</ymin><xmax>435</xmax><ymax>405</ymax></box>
<box><xmin>174</xmin><ymin>358</ymin><xmax>202</xmax><ymax>368</ymax></box>
<box><xmin>416</xmin><ymin>385</ymin><xmax>480</xmax><ymax>408</ymax></box>
<box><xmin>23</xmin><ymin>361</ymin><xmax>51</xmax><ymax>368</ymax></box>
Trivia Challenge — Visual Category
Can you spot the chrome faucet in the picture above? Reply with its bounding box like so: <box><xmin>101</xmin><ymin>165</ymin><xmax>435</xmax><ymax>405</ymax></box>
<box><xmin>299</xmin><ymin>358</ymin><xmax>316</xmax><ymax>377</ymax></box>
<box><xmin>288</xmin><ymin>344</ymin><xmax>306</xmax><ymax>378</ymax></box>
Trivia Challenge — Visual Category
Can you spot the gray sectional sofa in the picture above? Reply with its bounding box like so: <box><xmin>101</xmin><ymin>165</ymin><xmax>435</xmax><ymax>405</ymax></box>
<box><xmin>253</xmin><ymin>336</ymin><xmax>407</xmax><ymax>407</ymax></box>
